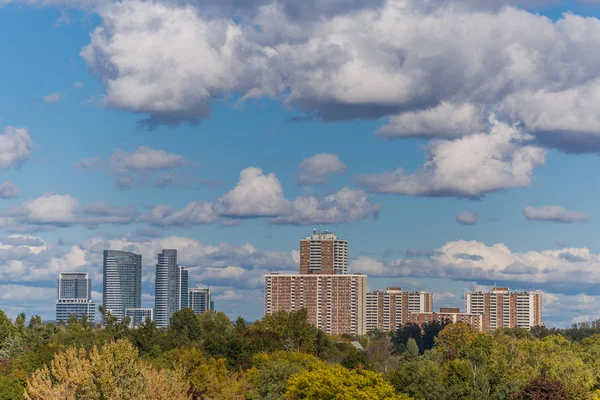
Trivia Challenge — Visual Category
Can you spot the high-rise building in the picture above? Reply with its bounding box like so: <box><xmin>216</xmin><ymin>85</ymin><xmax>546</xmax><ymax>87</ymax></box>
<box><xmin>178</xmin><ymin>266</ymin><xmax>189</xmax><ymax>311</ymax></box>
<box><xmin>409</xmin><ymin>308</ymin><xmax>484</xmax><ymax>332</ymax></box>
<box><xmin>125</xmin><ymin>308</ymin><xmax>154</xmax><ymax>328</ymax></box>
<box><xmin>464</xmin><ymin>287</ymin><xmax>542</xmax><ymax>331</ymax></box>
<box><xmin>56</xmin><ymin>272</ymin><xmax>95</xmax><ymax>323</ymax></box>
<box><xmin>300</xmin><ymin>230</ymin><xmax>348</xmax><ymax>274</ymax></box>
<box><xmin>188</xmin><ymin>287</ymin><xmax>213</xmax><ymax>315</ymax></box>
<box><xmin>155</xmin><ymin>250</ymin><xmax>188</xmax><ymax>327</ymax></box>
<box><xmin>103</xmin><ymin>250</ymin><xmax>142</xmax><ymax>322</ymax></box>
<box><xmin>264</xmin><ymin>273</ymin><xmax>367</xmax><ymax>335</ymax></box>
<box><xmin>365</xmin><ymin>287</ymin><xmax>433</xmax><ymax>332</ymax></box>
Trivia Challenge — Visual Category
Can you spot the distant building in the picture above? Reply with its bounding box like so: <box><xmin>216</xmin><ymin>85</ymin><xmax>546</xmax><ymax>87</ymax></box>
<box><xmin>103</xmin><ymin>250</ymin><xmax>142</xmax><ymax>322</ymax></box>
<box><xmin>300</xmin><ymin>230</ymin><xmax>348</xmax><ymax>274</ymax></box>
<box><xmin>409</xmin><ymin>308</ymin><xmax>484</xmax><ymax>332</ymax></box>
<box><xmin>155</xmin><ymin>250</ymin><xmax>188</xmax><ymax>327</ymax></box>
<box><xmin>264</xmin><ymin>273</ymin><xmax>367</xmax><ymax>335</ymax></box>
<box><xmin>125</xmin><ymin>308</ymin><xmax>153</xmax><ymax>328</ymax></box>
<box><xmin>465</xmin><ymin>287</ymin><xmax>542</xmax><ymax>331</ymax></box>
<box><xmin>56</xmin><ymin>272</ymin><xmax>95</xmax><ymax>323</ymax></box>
<box><xmin>366</xmin><ymin>287</ymin><xmax>433</xmax><ymax>332</ymax></box>
<box><xmin>178</xmin><ymin>266</ymin><xmax>189</xmax><ymax>311</ymax></box>
<box><xmin>188</xmin><ymin>287</ymin><xmax>213</xmax><ymax>315</ymax></box>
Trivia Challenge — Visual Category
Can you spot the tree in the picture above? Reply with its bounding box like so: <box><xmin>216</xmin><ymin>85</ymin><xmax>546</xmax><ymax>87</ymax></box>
<box><xmin>388</xmin><ymin>359</ymin><xmax>445</xmax><ymax>400</ymax></box>
<box><xmin>393</xmin><ymin>324</ymin><xmax>424</xmax><ymax>354</ymax></box>
<box><xmin>25</xmin><ymin>339</ymin><xmax>191</xmax><ymax>400</ymax></box>
<box><xmin>0</xmin><ymin>310</ymin><xmax>14</xmax><ymax>344</ymax></box>
<box><xmin>366</xmin><ymin>336</ymin><xmax>394</xmax><ymax>372</ymax></box>
<box><xmin>285</xmin><ymin>363</ymin><xmax>413</xmax><ymax>399</ymax></box>
<box><xmin>510</xmin><ymin>377</ymin><xmax>569</xmax><ymax>400</ymax></box>
<box><xmin>247</xmin><ymin>351</ymin><xmax>322</xmax><ymax>400</ymax></box>
<box><xmin>434</xmin><ymin>323</ymin><xmax>477</xmax><ymax>361</ymax></box>
<box><xmin>170</xmin><ymin>308</ymin><xmax>202</xmax><ymax>342</ymax></box>
<box><xmin>405</xmin><ymin>338</ymin><xmax>420</xmax><ymax>360</ymax></box>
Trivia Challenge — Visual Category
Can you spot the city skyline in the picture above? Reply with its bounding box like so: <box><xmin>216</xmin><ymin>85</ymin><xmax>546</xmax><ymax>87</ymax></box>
<box><xmin>3</xmin><ymin>0</ymin><xmax>600</xmax><ymax>328</ymax></box>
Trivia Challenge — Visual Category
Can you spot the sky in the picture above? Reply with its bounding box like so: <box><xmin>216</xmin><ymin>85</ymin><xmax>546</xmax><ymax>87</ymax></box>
<box><xmin>2</xmin><ymin>0</ymin><xmax>600</xmax><ymax>327</ymax></box>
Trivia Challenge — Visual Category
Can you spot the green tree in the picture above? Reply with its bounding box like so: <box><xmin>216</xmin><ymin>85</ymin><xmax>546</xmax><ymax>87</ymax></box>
<box><xmin>170</xmin><ymin>308</ymin><xmax>202</xmax><ymax>342</ymax></box>
<box><xmin>285</xmin><ymin>363</ymin><xmax>412</xmax><ymax>399</ymax></box>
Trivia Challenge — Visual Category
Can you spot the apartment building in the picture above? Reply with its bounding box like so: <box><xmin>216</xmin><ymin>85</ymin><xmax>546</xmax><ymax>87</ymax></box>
<box><xmin>103</xmin><ymin>250</ymin><xmax>142</xmax><ymax>322</ymax></box>
<box><xmin>366</xmin><ymin>288</ymin><xmax>433</xmax><ymax>332</ymax></box>
<box><xmin>465</xmin><ymin>287</ymin><xmax>542</xmax><ymax>331</ymax></box>
<box><xmin>300</xmin><ymin>230</ymin><xmax>348</xmax><ymax>274</ymax></box>
<box><xmin>408</xmin><ymin>307</ymin><xmax>484</xmax><ymax>332</ymax></box>
<box><xmin>188</xmin><ymin>287</ymin><xmax>213</xmax><ymax>315</ymax></box>
<box><xmin>264</xmin><ymin>273</ymin><xmax>367</xmax><ymax>335</ymax></box>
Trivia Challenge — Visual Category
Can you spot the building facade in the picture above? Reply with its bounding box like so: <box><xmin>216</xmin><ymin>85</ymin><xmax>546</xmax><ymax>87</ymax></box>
<box><xmin>365</xmin><ymin>288</ymin><xmax>433</xmax><ymax>332</ymax></box>
<box><xmin>465</xmin><ymin>287</ymin><xmax>542</xmax><ymax>331</ymax></box>
<box><xmin>178</xmin><ymin>266</ymin><xmax>189</xmax><ymax>311</ymax></box>
<box><xmin>56</xmin><ymin>272</ymin><xmax>95</xmax><ymax>323</ymax></box>
<box><xmin>155</xmin><ymin>250</ymin><xmax>188</xmax><ymax>327</ymax></box>
<box><xmin>125</xmin><ymin>308</ymin><xmax>154</xmax><ymax>328</ymax></box>
<box><xmin>264</xmin><ymin>273</ymin><xmax>367</xmax><ymax>335</ymax></box>
<box><xmin>409</xmin><ymin>308</ymin><xmax>484</xmax><ymax>332</ymax></box>
<box><xmin>102</xmin><ymin>250</ymin><xmax>142</xmax><ymax>322</ymax></box>
<box><xmin>300</xmin><ymin>230</ymin><xmax>348</xmax><ymax>274</ymax></box>
<box><xmin>188</xmin><ymin>287</ymin><xmax>213</xmax><ymax>314</ymax></box>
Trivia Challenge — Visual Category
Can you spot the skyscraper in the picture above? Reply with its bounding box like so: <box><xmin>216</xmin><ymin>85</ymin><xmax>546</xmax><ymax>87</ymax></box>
<box><xmin>188</xmin><ymin>287</ymin><xmax>213</xmax><ymax>314</ymax></box>
<box><xmin>155</xmin><ymin>250</ymin><xmax>188</xmax><ymax>327</ymax></box>
<box><xmin>300</xmin><ymin>229</ymin><xmax>348</xmax><ymax>274</ymax></box>
<box><xmin>465</xmin><ymin>287</ymin><xmax>542</xmax><ymax>331</ymax></box>
<box><xmin>56</xmin><ymin>272</ymin><xmax>95</xmax><ymax>323</ymax></box>
<box><xmin>103</xmin><ymin>250</ymin><xmax>142</xmax><ymax>322</ymax></box>
<box><xmin>178</xmin><ymin>266</ymin><xmax>189</xmax><ymax>311</ymax></box>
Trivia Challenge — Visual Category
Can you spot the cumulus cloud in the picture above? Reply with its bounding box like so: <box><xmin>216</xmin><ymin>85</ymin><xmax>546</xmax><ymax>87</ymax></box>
<box><xmin>215</xmin><ymin>167</ymin><xmax>292</xmax><ymax>218</ymax></box>
<box><xmin>144</xmin><ymin>167</ymin><xmax>379</xmax><ymax>227</ymax></box>
<box><xmin>0</xmin><ymin>127</ymin><xmax>32</xmax><ymax>169</ymax></box>
<box><xmin>3</xmin><ymin>193</ymin><xmax>137</xmax><ymax>230</ymax></box>
<box><xmin>358</xmin><ymin>117</ymin><xmax>545</xmax><ymax>198</ymax></box>
<box><xmin>297</xmin><ymin>153</ymin><xmax>346</xmax><ymax>184</ymax></box>
<box><xmin>269</xmin><ymin>188</ymin><xmax>380</xmax><ymax>225</ymax></box>
<box><xmin>456</xmin><ymin>212</ymin><xmax>479</xmax><ymax>225</ymax></box>
<box><xmin>75</xmin><ymin>0</ymin><xmax>600</xmax><ymax>154</ymax></box>
<box><xmin>350</xmin><ymin>240</ymin><xmax>600</xmax><ymax>295</ymax></box>
<box><xmin>524</xmin><ymin>206</ymin><xmax>589</xmax><ymax>223</ymax></box>
<box><xmin>377</xmin><ymin>103</ymin><xmax>486</xmax><ymax>139</ymax></box>
<box><xmin>0</xmin><ymin>182</ymin><xmax>19</xmax><ymax>199</ymax></box>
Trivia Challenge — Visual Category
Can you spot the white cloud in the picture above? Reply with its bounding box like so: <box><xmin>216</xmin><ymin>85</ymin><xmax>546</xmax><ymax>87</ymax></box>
<box><xmin>0</xmin><ymin>182</ymin><xmax>19</xmax><ymax>199</ymax></box>
<box><xmin>0</xmin><ymin>127</ymin><xmax>32</xmax><ymax>169</ymax></box>
<box><xmin>270</xmin><ymin>187</ymin><xmax>380</xmax><ymax>225</ymax></box>
<box><xmin>297</xmin><ymin>153</ymin><xmax>346</xmax><ymax>184</ymax></box>
<box><xmin>377</xmin><ymin>102</ymin><xmax>486</xmax><ymax>139</ymax></box>
<box><xmin>358</xmin><ymin>117</ymin><xmax>546</xmax><ymax>198</ymax></box>
<box><xmin>350</xmin><ymin>240</ymin><xmax>600</xmax><ymax>294</ymax></box>
<box><xmin>456</xmin><ymin>212</ymin><xmax>479</xmax><ymax>225</ymax></box>
<box><xmin>43</xmin><ymin>92</ymin><xmax>63</xmax><ymax>104</ymax></box>
<box><xmin>3</xmin><ymin>193</ymin><xmax>137</xmax><ymax>230</ymax></box>
<box><xmin>524</xmin><ymin>206</ymin><xmax>589</xmax><ymax>223</ymax></box>
<box><xmin>215</xmin><ymin>167</ymin><xmax>292</xmax><ymax>218</ymax></box>
<box><xmin>77</xmin><ymin>0</ymin><xmax>600</xmax><ymax>153</ymax></box>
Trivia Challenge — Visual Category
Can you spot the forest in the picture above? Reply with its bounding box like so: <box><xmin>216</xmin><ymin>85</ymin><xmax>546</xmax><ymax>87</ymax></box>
<box><xmin>0</xmin><ymin>308</ymin><xmax>600</xmax><ymax>399</ymax></box>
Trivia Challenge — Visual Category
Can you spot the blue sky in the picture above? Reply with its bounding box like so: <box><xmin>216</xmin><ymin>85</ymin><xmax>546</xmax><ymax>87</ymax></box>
<box><xmin>1</xmin><ymin>0</ymin><xmax>600</xmax><ymax>327</ymax></box>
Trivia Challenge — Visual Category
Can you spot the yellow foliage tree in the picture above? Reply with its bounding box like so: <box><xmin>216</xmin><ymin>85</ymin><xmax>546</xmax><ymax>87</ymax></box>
<box><xmin>284</xmin><ymin>363</ymin><xmax>413</xmax><ymax>400</ymax></box>
<box><xmin>24</xmin><ymin>340</ymin><xmax>190</xmax><ymax>400</ymax></box>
